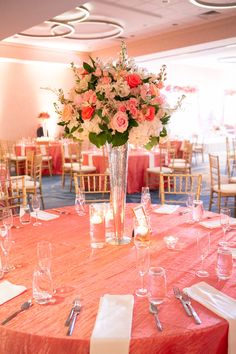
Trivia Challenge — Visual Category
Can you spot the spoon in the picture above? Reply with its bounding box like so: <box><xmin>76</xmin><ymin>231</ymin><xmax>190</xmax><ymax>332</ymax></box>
<box><xmin>1</xmin><ymin>299</ymin><xmax>33</xmax><ymax>325</ymax></box>
<box><xmin>149</xmin><ymin>302</ymin><xmax>163</xmax><ymax>331</ymax></box>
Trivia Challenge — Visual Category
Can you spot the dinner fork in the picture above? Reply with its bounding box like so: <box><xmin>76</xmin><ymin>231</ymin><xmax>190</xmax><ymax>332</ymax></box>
<box><xmin>66</xmin><ymin>302</ymin><xmax>82</xmax><ymax>336</ymax></box>
<box><xmin>65</xmin><ymin>297</ymin><xmax>81</xmax><ymax>326</ymax></box>
<box><xmin>173</xmin><ymin>286</ymin><xmax>191</xmax><ymax>316</ymax></box>
<box><xmin>1</xmin><ymin>299</ymin><xmax>33</xmax><ymax>325</ymax></box>
<box><xmin>182</xmin><ymin>293</ymin><xmax>202</xmax><ymax>325</ymax></box>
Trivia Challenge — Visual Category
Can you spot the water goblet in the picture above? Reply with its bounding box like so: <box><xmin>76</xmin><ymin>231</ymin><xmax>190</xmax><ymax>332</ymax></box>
<box><xmin>75</xmin><ymin>188</ymin><xmax>86</xmax><ymax>216</ymax></box>
<box><xmin>31</xmin><ymin>194</ymin><xmax>41</xmax><ymax>226</ymax></box>
<box><xmin>20</xmin><ymin>204</ymin><xmax>31</xmax><ymax>225</ymax></box>
<box><xmin>141</xmin><ymin>187</ymin><xmax>152</xmax><ymax>215</ymax></box>
<box><xmin>37</xmin><ymin>241</ymin><xmax>52</xmax><ymax>271</ymax></box>
<box><xmin>135</xmin><ymin>243</ymin><xmax>150</xmax><ymax>297</ymax></box>
<box><xmin>0</xmin><ymin>225</ymin><xmax>15</xmax><ymax>272</ymax></box>
<box><xmin>2</xmin><ymin>209</ymin><xmax>13</xmax><ymax>231</ymax></box>
<box><xmin>219</xmin><ymin>207</ymin><xmax>230</xmax><ymax>247</ymax></box>
<box><xmin>192</xmin><ymin>200</ymin><xmax>204</xmax><ymax>223</ymax></box>
<box><xmin>148</xmin><ymin>267</ymin><xmax>167</xmax><ymax>305</ymax></box>
<box><xmin>196</xmin><ymin>232</ymin><xmax>210</xmax><ymax>278</ymax></box>
<box><xmin>185</xmin><ymin>193</ymin><xmax>194</xmax><ymax>223</ymax></box>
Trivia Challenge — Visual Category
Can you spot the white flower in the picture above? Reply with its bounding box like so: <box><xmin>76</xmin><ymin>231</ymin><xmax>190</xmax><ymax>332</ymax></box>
<box><xmin>112</xmin><ymin>79</ymin><xmax>130</xmax><ymax>98</ymax></box>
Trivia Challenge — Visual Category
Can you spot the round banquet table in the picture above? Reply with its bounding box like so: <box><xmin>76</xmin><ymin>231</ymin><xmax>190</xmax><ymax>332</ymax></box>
<box><xmin>83</xmin><ymin>152</ymin><xmax>161</xmax><ymax>194</ymax></box>
<box><xmin>0</xmin><ymin>204</ymin><xmax>234</xmax><ymax>354</ymax></box>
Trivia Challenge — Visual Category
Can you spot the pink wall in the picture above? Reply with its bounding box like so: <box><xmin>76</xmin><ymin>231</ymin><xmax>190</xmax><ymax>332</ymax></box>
<box><xmin>0</xmin><ymin>60</ymin><xmax>76</xmax><ymax>141</ymax></box>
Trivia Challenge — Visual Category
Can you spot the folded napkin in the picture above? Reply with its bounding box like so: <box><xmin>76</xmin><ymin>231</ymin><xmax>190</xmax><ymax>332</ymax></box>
<box><xmin>0</xmin><ymin>280</ymin><xmax>27</xmax><ymax>305</ymax></box>
<box><xmin>199</xmin><ymin>218</ymin><xmax>236</xmax><ymax>229</ymax></box>
<box><xmin>153</xmin><ymin>204</ymin><xmax>180</xmax><ymax>214</ymax></box>
<box><xmin>185</xmin><ymin>281</ymin><xmax>236</xmax><ymax>354</ymax></box>
<box><xmin>31</xmin><ymin>210</ymin><xmax>59</xmax><ymax>221</ymax></box>
<box><xmin>90</xmin><ymin>294</ymin><xmax>134</xmax><ymax>354</ymax></box>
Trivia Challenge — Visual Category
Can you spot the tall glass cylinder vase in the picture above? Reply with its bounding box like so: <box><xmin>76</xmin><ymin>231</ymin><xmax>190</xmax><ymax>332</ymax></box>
<box><xmin>106</xmin><ymin>142</ymin><xmax>130</xmax><ymax>245</ymax></box>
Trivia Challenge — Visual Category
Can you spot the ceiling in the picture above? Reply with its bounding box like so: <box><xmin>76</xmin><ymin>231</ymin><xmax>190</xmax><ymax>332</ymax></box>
<box><xmin>1</xmin><ymin>0</ymin><xmax>236</xmax><ymax>68</ymax></box>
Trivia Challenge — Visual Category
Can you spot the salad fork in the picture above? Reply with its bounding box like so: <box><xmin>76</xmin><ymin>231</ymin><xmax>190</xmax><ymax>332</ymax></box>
<box><xmin>1</xmin><ymin>299</ymin><xmax>33</xmax><ymax>325</ymax></box>
<box><xmin>66</xmin><ymin>301</ymin><xmax>82</xmax><ymax>336</ymax></box>
<box><xmin>182</xmin><ymin>293</ymin><xmax>201</xmax><ymax>325</ymax></box>
<box><xmin>173</xmin><ymin>286</ymin><xmax>191</xmax><ymax>316</ymax></box>
<box><xmin>65</xmin><ymin>297</ymin><xmax>81</xmax><ymax>326</ymax></box>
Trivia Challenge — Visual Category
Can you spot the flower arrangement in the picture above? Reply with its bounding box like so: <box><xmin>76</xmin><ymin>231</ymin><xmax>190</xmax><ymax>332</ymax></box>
<box><xmin>55</xmin><ymin>42</ymin><xmax>182</xmax><ymax>149</ymax></box>
<box><xmin>38</xmin><ymin>112</ymin><xmax>50</xmax><ymax>119</ymax></box>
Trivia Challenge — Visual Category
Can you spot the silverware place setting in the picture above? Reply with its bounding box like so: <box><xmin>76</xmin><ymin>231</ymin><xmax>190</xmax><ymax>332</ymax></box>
<box><xmin>1</xmin><ymin>299</ymin><xmax>33</xmax><ymax>325</ymax></box>
<box><xmin>66</xmin><ymin>297</ymin><xmax>82</xmax><ymax>336</ymax></box>
<box><xmin>149</xmin><ymin>302</ymin><xmax>163</xmax><ymax>332</ymax></box>
<box><xmin>173</xmin><ymin>286</ymin><xmax>191</xmax><ymax>316</ymax></box>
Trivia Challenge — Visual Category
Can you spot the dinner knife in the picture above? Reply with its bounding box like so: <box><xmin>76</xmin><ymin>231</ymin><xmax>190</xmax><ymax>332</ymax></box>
<box><xmin>66</xmin><ymin>305</ymin><xmax>81</xmax><ymax>336</ymax></box>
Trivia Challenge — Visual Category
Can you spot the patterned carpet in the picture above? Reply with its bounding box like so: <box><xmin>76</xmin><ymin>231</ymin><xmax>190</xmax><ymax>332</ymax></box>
<box><xmin>42</xmin><ymin>153</ymin><xmax>225</xmax><ymax>213</ymax></box>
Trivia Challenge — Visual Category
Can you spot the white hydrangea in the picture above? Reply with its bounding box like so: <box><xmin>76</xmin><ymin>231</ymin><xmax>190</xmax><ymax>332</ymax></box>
<box><xmin>128</xmin><ymin>119</ymin><xmax>163</xmax><ymax>146</ymax></box>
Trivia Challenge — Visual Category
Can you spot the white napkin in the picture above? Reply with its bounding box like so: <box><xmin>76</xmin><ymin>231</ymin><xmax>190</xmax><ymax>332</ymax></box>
<box><xmin>31</xmin><ymin>210</ymin><xmax>59</xmax><ymax>221</ymax></box>
<box><xmin>199</xmin><ymin>218</ymin><xmax>236</xmax><ymax>229</ymax></box>
<box><xmin>153</xmin><ymin>204</ymin><xmax>180</xmax><ymax>214</ymax></box>
<box><xmin>90</xmin><ymin>294</ymin><xmax>134</xmax><ymax>354</ymax></box>
<box><xmin>185</xmin><ymin>281</ymin><xmax>236</xmax><ymax>354</ymax></box>
<box><xmin>0</xmin><ymin>280</ymin><xmax>27</xmax><ymax>305</ymax></box>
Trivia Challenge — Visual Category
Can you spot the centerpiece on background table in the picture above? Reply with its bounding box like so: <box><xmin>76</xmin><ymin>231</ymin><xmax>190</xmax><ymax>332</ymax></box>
<box><xmin>55</xmin><ymin>42</ymin><xmax>182</xmax><ymax>245</ymax></box>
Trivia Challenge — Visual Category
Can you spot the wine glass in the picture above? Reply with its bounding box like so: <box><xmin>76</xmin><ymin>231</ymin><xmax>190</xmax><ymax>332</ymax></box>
<box><xmin>0</xmin><ymin>225</ymin><xmax>15</xmax><ymax>272</ymax></box>
<box><xmin>75</xmin><ymin>187</ymin><xmax>86</xmax><ymax>216</ymax></box>
<box><xmin>185</xmin><ymin>193</ymin><xmax>194</xmax><ymax>223</ymax></box>
<box><xmin>135</xmin><ymin>243</ymin><xmax>150</xmax><ymax>297</ymax></box>
<box><xmin>219</xmin><ymin>207</ymin><xmax>230</xmax><ymax>247</ymax></box>
<box><xmin>141</xmin><ymin>187</ymin><xmax>152</xmax><ymax>215</ymax></box>
<box><xmin>31</xmin><ymin>194</ymin><xmax>41</xmax><ymax>226</ymax></box>
<box><xmin>196</xmin><ymin>232</ymin><xmax>210</xmax><ymax>278</ymax></box>
<box><xmin>2</xmin><ymin>209</ymin><xmax>13</xmax><ymax>231</ymax></box>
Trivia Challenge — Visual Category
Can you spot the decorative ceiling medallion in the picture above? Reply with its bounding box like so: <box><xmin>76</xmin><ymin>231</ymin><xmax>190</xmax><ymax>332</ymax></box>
<box><xmin>49</xmin><ymin>5</ymin><xmax>90</xmax><ymax>23</ymax></box>
<box><xmin>17</xmin><ymin>5</ymin><xmax>123</xmax><ymax>40</ymax></box>
<box><xmin>18</xmin><ymin>22</ymin><xmax>75</xmax><ymax>38</ymax></box>
<box><xmin>61</xmin><ymin>20</ymin><xmax>124</xmax><ymax>40</ymax></box>
<box><xmin>189</xmin><ymin>0</ymin><xmax>236</xmax><ymax>9</ymax></box>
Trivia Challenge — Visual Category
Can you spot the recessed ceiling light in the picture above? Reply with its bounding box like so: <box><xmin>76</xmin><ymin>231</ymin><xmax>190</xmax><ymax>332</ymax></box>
<box><xmin>189</xmin><ymin>0</ymin><xmax>236</xmax><ymax>9</ymax></box>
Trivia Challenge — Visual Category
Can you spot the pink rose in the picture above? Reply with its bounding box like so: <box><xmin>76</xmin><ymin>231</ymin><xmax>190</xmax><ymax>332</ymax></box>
<box><xmin>62</xmin><ymin>104</ymin><xmax>73</xmax><ymax>121</ymax></box>
<box><xmin>118</xmin><ymin>103</ymin><xmax>126</xmax><ymax>112</ymax></box>
<box><xmin>94</xmin><ymin>68</ymin><xmax>102</xmax><ymax>77</ymax></box>
<box><xmin>81</xmin><ymin>106</ymin><xmax>95</xmax><ymax>120</ymax></box>
<box><xmin>83</xmin><ymin>90</ymin><xmax>97</xmax><ymax>105</ymax></box>
<box><xmin>100</xmin><ymin>76</ymin><xmax>111</xmax><ymax>85</ymax></box>
<box><xmin>143</xmin><ymin>106</ymin><xmax>155</xmax><ymax>121</ymax></box>
<box><xmin>126</xmin><ymin>74</ymin><xmax>142</xmax><ymax>88</ymax></box>
<box><xmin>110</xmin><ymin>112</ymin><xmax>128</xmax><ymax>133</ymax></box>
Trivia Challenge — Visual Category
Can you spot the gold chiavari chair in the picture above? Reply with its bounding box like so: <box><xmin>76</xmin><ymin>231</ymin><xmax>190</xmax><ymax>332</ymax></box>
<box><xmin>74</xmin><ymin>173</ymin><xmax>110</xmax><ymax>203</ymax></box>
<box><xmin>168</xmin><ymin>142</ymin><xmax>193</xmax><ymax>174</ymax></box>
<box><xmin>36</xmin><ymin>142</ymin><xmax>53</xmax><ymax>176</ymax></box>
<box><xmin>209</xmin><ymin>154</ymin><xmax>236</xmax><ymax>216</ymax></box>
<box><xmin>145</xmin><ymin>146</ymin><xmax>173</xmax><ymax>188</ymax></box>
<box><xmin>0</xmin><ymin>176</ymin><xmax>27</xmax><ymax>218</ymax></box>
<box><xmin>159</xmin><ymin>173</ymin><xmax>202</xmax><ymax>205</ymax></box>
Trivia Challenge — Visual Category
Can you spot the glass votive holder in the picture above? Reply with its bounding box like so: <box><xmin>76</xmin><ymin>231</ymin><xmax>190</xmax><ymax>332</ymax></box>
<box><xmin>105</xmin><ymin>203</ymin><xmax>114</xmax><ymax>241</ymax></box>
<box><xmin>133</xmin><ymin>217</ymin><xmax>151</xmax><ymax>247</ymax></box>
<box><xmin>192</xmin><ymin>200</ymin><xmax>204</xmax><ymax>222</ymax></box>
<box><xmin>89</xmin><ymin>203</ymin><xmax>106</xmax><ymax>249</ymax></box>
<box><xmin>164</xmin><ymin>235</ymin><xmax>179</xmax><ymax>250</ymax></box>
<box><xmin>33</xmin><ymin>267</ymin><xmax>53</xmax><ymax>305</ymax></box>
<box><xmin>216</xmin><ymin>247</ymin><xmax>233</xmax><ymax>280</ymax></box>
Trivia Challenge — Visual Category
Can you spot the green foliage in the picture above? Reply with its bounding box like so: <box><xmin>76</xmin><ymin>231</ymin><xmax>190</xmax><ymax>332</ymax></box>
<box><xmin>145</xmin><ymin>136</ymin><xmax>159</xmax><ymax>150</ymax></box>
<box><xmin>83</xmin><ymin>62</ymin><xmax>95</xmax><ymax>73</ymax></box>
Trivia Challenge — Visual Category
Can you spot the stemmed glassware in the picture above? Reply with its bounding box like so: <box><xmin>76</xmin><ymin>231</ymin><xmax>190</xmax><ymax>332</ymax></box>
<box><xmin>185</xmin><ymin>193</ymin><xmax>194</xmax><ymax>223</ymax></box>
<box><xmin>2</xmin><ymin>209</ymin><xmax>13</xmax><ymax>231</ymax></box>
<box><xmin>31</xmin><ymin>194</ymin><xmax>41</xmax><ymax>226</ymax></box>
<box><xmin>196</xmin><ymin>232</ymin><xmax>210</xmax><ymax>278</ymax></box>
<box><xmin>75</xmin><ymin>187</ymin><xmax>86</xmax><ymax>216</ymax></box>
<box><xmin>141</xmin><ymin>187</ymin><xmax>152</xmax><ymax>216</ymax></box>
<box><xmin>219</xmin><ymin>207</ymin><xmax>230</xmax><ymax>247</ymax></box>
<box><xmin>135</xmin><ymin>243</ymin><xmax>150</xmax><ymax>297</ymax></box>
<box><xmin>0</xmin><ymin>225</ymin><xmax>15</xmax><ymax>272</ymax></box>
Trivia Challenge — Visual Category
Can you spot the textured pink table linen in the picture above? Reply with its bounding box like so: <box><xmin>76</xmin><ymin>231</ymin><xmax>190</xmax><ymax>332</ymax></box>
<box><xmin>0</xmin><ymin>205</ymin><xmax>234</xmax><ymax>354</ymax></box>
<box><xmin>83</xmin><ymin>152</ymin><xmax>161</xmax><ymax>193</ymax></box>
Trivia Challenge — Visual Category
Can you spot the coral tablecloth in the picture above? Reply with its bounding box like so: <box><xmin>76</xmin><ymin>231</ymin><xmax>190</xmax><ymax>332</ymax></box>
<box><xmin>83</xmin><ymin>152</ymin><xmax>161</xmax><ymax>194</ymax></box>
<box><xmin>15</xmin><ymin>143</ymin><xmax>62</xmax><ymax>175</ymax></box>
<box><xmin>0</xmin><ymin>205</ymin><xmax>234</xmax><ymax>354</ymax></box>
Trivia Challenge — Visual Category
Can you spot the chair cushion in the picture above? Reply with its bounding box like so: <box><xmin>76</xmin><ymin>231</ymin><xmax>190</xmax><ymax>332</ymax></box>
<box><xmin>230</xmin><ymin>177</ymin><xmax>236</xmax><ymax>183</ymax></box>
<box><xmin>42</xmin><ymin>156</ymin><xmax>52</xmax><ymax>161</ymax></box>
<box><xmin>11</xmin><ymin>175</ymin><xmax>32</xmax><ymax>181</ymax></box>
<box><xmin>168</xmin><ymin>162</ymin><xmax>190</xmax><ymax>168</ymax></box>
<box><xmin>213</xmin><ymin>184</ymin><xmax>236</xmax><ymax>194</ymax></box>
<box><xmin>9</xmin><ymin>156</ymin><xmax>26</xmax><ymax>161</ymax></box>
<box><xmin>147</xmin><ymin>167</ymin><xmax>172</xmax><ymax>173</ymax></box>
<box><xmin>170</xmin><ymin>158</ymin><xmax>185</xmax><ymax>163</ymax></box>
<box><xmin>73</xmin><ymin>165</ymin><xmax>96</xmax><ymax>173</ymax></box>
